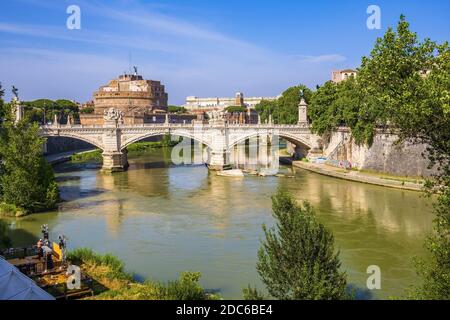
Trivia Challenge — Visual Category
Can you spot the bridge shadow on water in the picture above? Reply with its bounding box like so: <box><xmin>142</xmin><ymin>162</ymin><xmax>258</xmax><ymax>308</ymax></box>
<box><xmin>128</xmin><ymin>161</ymin><xmax>206</xmax><ymax>171</ymax></box>
<box><xmin>129</xmin><ymin>161</ymin><xmax>171</xmax><ymax>170</ymax></box>
<box><xmin>58</xmin><ymin>186</ymin><xmax>107</xmax><ymax>202</ymax></box>
<box><xmin>53</xmin><ymin>162</ymin><xmax>102</xmax><ymax>174</ymax></box>
<box><xmin>54</xmin><ymin>175</ymin><xmax>82</xmax><ymax>183</ymax></box>
<box><xmin>58</xmin><ymin>198</ymin><xmax>126</xmax><ymax>211</ymax></box>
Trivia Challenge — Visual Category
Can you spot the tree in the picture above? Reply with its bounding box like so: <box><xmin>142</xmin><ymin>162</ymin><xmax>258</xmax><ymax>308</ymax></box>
<box><xmin>168</xmin><ymin>105</ymin><xmax>187</xmax><ymax>114</ymax></box>
<box><xmin>254</xmin><ymin>99</ymin><xmax>276</xmax><ymax>123</ymax></box>
<box><xmin>255</xmin><ymin>84</ymin><xmax>313</xmax><ymax>124</ymax></box>
<box><xmin>257</xmin><ymin>189</ymin><xmax>348</xmax><ymax>300</ymax></box>
<box><xmin>309</xmin><ymin>81</ymin><xmax>340</xmax><ymax>138</ymax></box>
<box><xmin>242</xmin><ymin>285</ymin><xmax>265</xmax><ymax>300</ymax></box>
<box><xmin>225</xmin><ymin>106</ymin><xmax>247</xmax><ymax>113</ymax></box>
<box><xmin>0</xmin><ymin>92</ymin><xmax>59</xmax><ymax>214</ymax></box>
<box><xmin>80</xmin><ymin>107</ymin><xmax>94</xmax><ymax>114</ymax></box>
<box><xmin>356</xmin><ymin>15</ymin><xmax>441</xmax><ymax>144</ymax></box>
<box><xmin>21</xmin><ymin>99</ymin><xmax>80</xmax><ymax>124</ymax></box>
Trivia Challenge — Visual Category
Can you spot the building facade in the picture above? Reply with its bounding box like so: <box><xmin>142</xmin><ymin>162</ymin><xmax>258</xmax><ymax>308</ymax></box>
<box><xmin>331</xmin><ymin>69</ymin><xmax>358</xmax><ymax>83</ymax></box>
<box><xmin>184</xmin><ymin>92</ymin><xmax>280</xmax><ymax>113</ymax></box>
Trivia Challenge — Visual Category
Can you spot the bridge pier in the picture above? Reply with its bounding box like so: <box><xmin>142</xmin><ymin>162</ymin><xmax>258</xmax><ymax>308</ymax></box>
<box><xmin>208</xmin><ymin>150</ymin><xmax>231</xmax><ymax>171</ymax></box>
<box><xmin>101</xmin><ymin>150</ymin><xmax>129</xmax><ymax>173</ymax></box>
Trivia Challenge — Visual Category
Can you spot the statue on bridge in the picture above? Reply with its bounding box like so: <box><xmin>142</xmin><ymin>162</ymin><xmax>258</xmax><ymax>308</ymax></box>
<box><xmin>103</xmin><ymin>108</ymin><xmax>124</xmax><ymax>126</ymax></box>
<box><xmin>207</xmin><ymin>110</ymin><xmax>226</xmax><ymax>125</ymax></box>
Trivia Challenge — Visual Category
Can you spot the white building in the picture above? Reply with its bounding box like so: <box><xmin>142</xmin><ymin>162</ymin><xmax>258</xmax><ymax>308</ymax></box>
<box><xmin>184</xmin><ymin>92</ymin><xmax>280</xmax><ymax>112</ymax></box>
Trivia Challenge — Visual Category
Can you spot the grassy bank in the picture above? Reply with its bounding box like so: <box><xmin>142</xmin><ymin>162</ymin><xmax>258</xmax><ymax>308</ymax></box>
<box><xmin>127</xmin><ymin>139</ymin><xmax>179</xmax><ymax>152</ymax></box>
<box><xmin>71</xmin><ymin>149</ymin><xmax>103</xmax><ymax>162</ymax></box>
<box><xmin>67</xmin><ymin>248</ymin><xmax>219</xmax><ymax>300</ymax></box>
<box><xmin>0</xmin><ymin>203</ymin><xmax>27</xmax><ymax>217</ymax></box>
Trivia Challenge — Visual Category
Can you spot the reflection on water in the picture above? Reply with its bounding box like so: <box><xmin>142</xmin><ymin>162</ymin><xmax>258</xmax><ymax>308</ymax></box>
<box><xmin>6</xmin><ymin>148</ymin><xmax>433</xmax><ymax>299</ymax></box>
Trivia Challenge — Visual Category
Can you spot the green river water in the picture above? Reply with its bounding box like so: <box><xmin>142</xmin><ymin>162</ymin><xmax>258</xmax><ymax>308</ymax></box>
<box><xmin>5</xmin><ymin>148</ymin><xmax>434</xmax><ymax>299</ymax></box>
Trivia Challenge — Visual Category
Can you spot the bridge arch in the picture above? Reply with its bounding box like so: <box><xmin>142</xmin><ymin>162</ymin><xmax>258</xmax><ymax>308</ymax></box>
<box><xmin>40</xmin><ymin>132</ymin><xmax>104</xmax><ymax>150</ymax></box>
<box><xmin>227</xmin><ymin>131</ymin><xmax>313</xmax><ymax>152</ymax></box>
<box><xmin>120</xmin><ymin>130</ymin><xmax>213</xmax><ymax>151</ymax></box>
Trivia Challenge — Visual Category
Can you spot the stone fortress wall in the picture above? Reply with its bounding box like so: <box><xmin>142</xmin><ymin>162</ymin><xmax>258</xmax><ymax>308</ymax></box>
<box><xmin>323</xmin><ymin>128</ymin><xmax>436</xmax><ymax>177</ymax></box>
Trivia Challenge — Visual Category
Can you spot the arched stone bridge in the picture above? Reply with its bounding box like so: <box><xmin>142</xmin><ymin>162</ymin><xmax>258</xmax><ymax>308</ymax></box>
<box><xmin>39</xmin><ymin>121</ymin><xmax>322</xmax><ymax>172</ymax></box>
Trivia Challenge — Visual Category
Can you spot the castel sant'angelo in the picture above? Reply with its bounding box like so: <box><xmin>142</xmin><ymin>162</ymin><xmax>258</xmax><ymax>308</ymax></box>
<box><xmin>79</xmin><ymin>68</ymin><xmax>195</xmax><ymax>125</ymax></box>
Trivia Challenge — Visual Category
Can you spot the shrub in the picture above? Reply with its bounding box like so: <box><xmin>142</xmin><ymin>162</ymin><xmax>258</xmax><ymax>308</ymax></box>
<box><xmin>242</xmin><ymin>285</ymin><xmax>265</xmax><ymax>300</ymax></box>
<box><xmin>256</xmin><ymin>189</ymin><xmax>348</xmax><ymax>300</ymax></box>
<box><xmin>163</xmin><ymin>272</ymin><xmax>206</xmax><ymax>300</ymax></box>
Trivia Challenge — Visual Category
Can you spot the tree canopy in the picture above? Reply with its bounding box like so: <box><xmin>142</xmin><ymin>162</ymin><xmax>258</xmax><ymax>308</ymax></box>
<box><xmin>21</xmin><ymin>99</ymin><xmax>80</xmax><ymax>124</ymax></box>
<box><xmin>168</xmin><ymin>105</ymin><xmax>187</xmax><ymax>114</ymax></box>
<box><xmin>225</xmin><ymin>106</ymin><xmax>247</xmax><ymax>113</ymax></box>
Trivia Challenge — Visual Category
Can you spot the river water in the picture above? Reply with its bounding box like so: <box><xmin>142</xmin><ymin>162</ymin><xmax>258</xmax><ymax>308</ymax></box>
<box><xmin>6</xmin><ymin>148</ymin><xmax>433</xmax><ymax>299</ymax></box>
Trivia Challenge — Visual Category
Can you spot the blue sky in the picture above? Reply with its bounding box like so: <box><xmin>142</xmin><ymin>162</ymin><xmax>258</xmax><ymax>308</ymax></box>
<box><xmin>0</xmin><ymin>0</ymin><xmax>449</xmax><ymax>104</ymax></box>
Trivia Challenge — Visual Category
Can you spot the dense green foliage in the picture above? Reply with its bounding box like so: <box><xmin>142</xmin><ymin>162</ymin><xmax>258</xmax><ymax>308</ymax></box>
<box><xmin>0</xmin><ymin>87</ymin><xmax>59</xmax><ymax>215</ymax></box>
<box><xmin>80</xmin><ymin>107</ymin><xmax>94</xmax><ymax>114</ymax></box>
<box><xmin>256</xmin><ymin>189</ymin><xmax>348</xmax><ymax>300</ymax></box>
<box><xmin>225</xmin><ymin>106</ymin><xmax>247</xmax><ymax>113</ymax></box>
<box><xmin>309</xmin><ymin>78</ymin><xmax>365</xmax><ymax>141</ymax></box>
<box><xmin>168</xmin><ymin>105</ymin><xmax>187</xmax><ymax>114</ymax></box>
<box><xmin>242</xmin><ymin>285</ymin><xmax>265</xmax><ymax>300</ymax></box>
<box><xmin>0</xmin><ymin>120</ymin><xmax>59</xmax><ymax>214</ymax></box>
<box><xmin>127</xmin><ymin>136</ymin><xmax>177</xmax><ymax>151</ymax></box>
<box><xmin>71</xmin><ymin>149</ymin><xmax>103</xmax><ymax>163</ymax></box>
<box><xmin>67</xmin><ymin>248</ymin><xmax>215</xmax><ymax>300</ymax></box>
<box><xmin>255</xmin><ymin>85</ymin><xmax>312</xmax><ymax>124</ymax></box>
<box><xmin>309</xmin><ymin>16</ymin><xmax>450</xmax><ymax>149</ymax></box>
<box><xmin>163</xmin><ymin>272</ymin><xmax>207</xmax><ymax>300</ymax></box>
<box><xmin>21</xmin><ymin>99</ymin><xmax>80</xmax><ymax>124</ymax></box>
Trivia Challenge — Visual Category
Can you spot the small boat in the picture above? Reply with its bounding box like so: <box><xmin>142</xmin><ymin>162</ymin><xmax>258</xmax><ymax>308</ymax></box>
<box><xmin>217</xmin><ymin>169</ymin><xmax>244</xmax><ymax>177</ymax></box>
